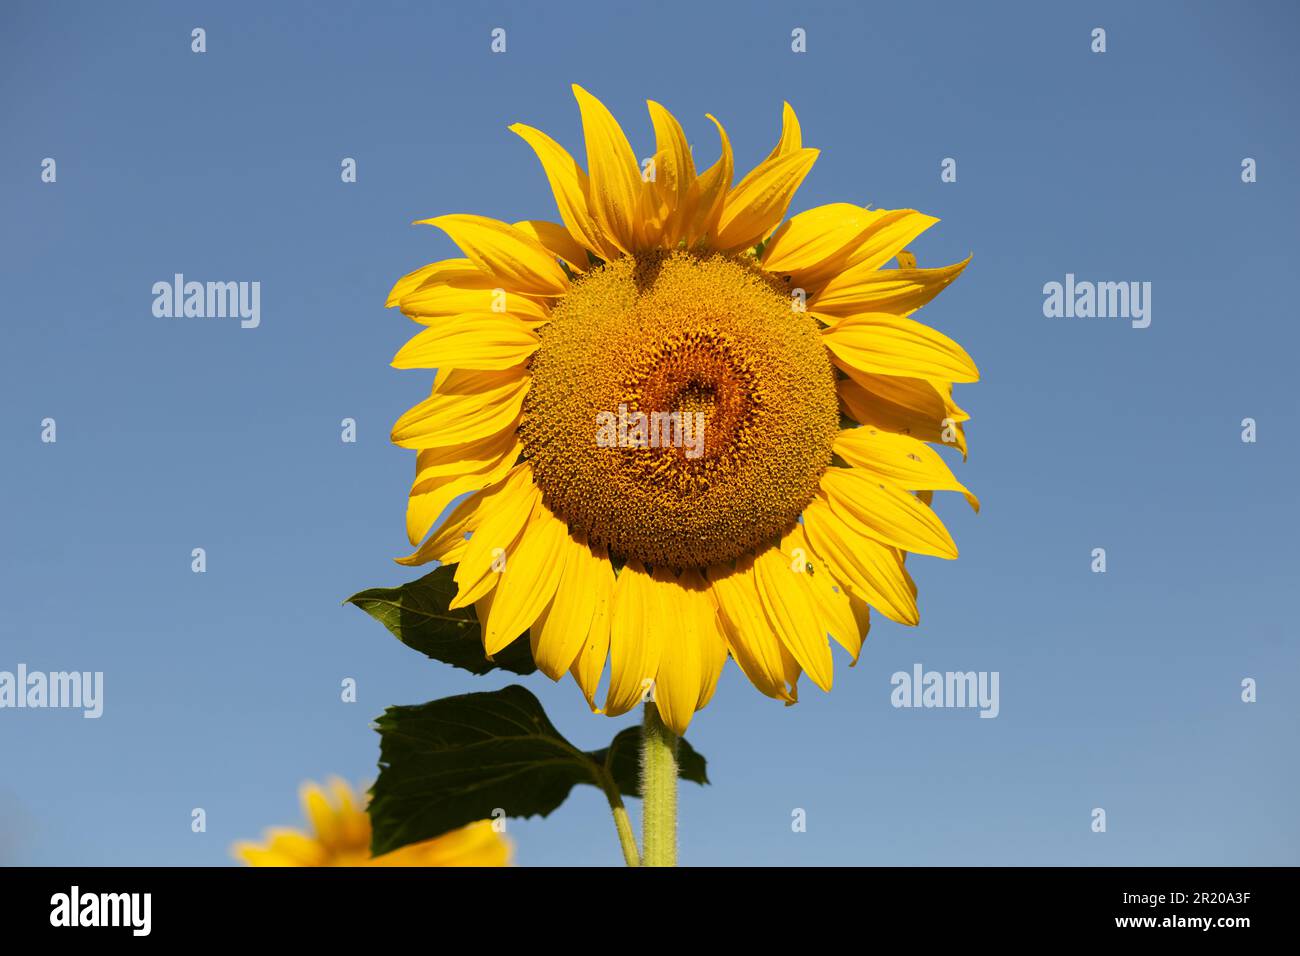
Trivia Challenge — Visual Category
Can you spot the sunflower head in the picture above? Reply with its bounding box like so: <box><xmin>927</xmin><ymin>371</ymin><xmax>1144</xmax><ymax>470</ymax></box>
<box><xmin>232</xmin><ymin>778</ymin><xmax>511</xmax><ymax>867</ymax></box>
<box><xmin>387</xmin><ymin>86</ymin><xmax>978</xmax><ymax>735</ymax></box>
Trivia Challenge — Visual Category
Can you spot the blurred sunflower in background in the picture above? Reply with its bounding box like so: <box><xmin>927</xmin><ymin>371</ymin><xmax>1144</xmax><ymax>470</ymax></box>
<box><xmin>232</xmin><ymin>778</ymin><xmax>511</xmax><ymax>867</ymax></box>
<box><xmin>386</xmin><ymin>86</ymin><xmax>977</xmax><ymax>735</ymax></box>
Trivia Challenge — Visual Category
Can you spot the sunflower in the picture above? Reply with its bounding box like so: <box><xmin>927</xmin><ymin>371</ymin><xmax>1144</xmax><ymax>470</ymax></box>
<box><xmin>387</xmin><ymin>86</ymin><xmax>978</xmax><ymax>736</ymax></box>
<box><xmin>232</xmin><ymin>778</ymin><xmax>511</xmax><ymax>867</ymax></box>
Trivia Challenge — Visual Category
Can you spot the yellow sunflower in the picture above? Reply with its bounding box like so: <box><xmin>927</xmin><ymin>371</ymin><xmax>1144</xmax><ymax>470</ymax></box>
<box><xmin>387</xmin><ymin>86</ymin><xmax>978</xmax><ymax>736</ymax></box>
<box><xmin>232</xmin><ymin>778</ymin><xmax>511</xmax><ymax>867</ymax></box>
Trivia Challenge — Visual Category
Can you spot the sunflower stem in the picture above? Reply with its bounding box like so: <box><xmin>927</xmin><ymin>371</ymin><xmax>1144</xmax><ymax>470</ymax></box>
<box><xmin>641</xmin><ymin>701</ymin><xmax>678</xmax><ymax>867</ymax></box>
<box><xmin>600</xmin><ymin>780</ymin><xmax>641</xmax><ymax>867</ymax></box>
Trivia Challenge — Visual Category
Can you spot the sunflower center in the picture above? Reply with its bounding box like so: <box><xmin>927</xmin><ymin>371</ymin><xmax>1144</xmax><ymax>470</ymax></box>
<box><xmin>519</xmin><ymin>250</ymin><xmax>839</xmax><ymax>570</ymax></box>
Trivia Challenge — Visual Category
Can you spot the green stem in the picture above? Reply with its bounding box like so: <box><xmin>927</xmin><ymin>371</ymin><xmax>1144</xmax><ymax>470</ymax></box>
<box><xmin>600</xmin><ymin>778</ymin><xmax>641</xmax><ymax>867</ymax></box>
<box><xmin>641</xmin><ymin>701</ymin><xmax>678</xmax><ymax>867</ymax></box>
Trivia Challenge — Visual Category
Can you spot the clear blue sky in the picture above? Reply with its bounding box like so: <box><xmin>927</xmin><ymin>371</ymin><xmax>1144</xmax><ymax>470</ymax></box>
<box><xmin>2</xmin><ymin>0</ymin><xmax>1297</xmax><ymax>866</ymax></box>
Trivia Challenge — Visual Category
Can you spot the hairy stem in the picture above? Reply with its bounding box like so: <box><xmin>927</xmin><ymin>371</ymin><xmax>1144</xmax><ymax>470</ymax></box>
<box><xmin>641</xmin><ymin>701</ymin><xmax>678</xmax><ymax>867</ymax></box>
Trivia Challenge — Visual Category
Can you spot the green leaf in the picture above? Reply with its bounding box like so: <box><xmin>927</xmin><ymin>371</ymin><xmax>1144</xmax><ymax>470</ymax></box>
<box><xmin>589</xmin><ymin>726</ymin><xmax>710</xmax><ymax>798</ymax></box>
<box><xmin>369</xmin><ymin>685</ymin><xmax>709</xmax><ymax>855</ymax></box>
<box><xmin>346</xmin><ymin>565</ymin><xmax>535</xmax><ymax>676</ymax></box>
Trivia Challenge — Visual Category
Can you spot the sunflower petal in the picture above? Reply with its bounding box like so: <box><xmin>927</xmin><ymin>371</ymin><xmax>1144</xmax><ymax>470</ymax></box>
<box><xmin>679</xmin><ymin>569</ymin><xmax>727</xmax><ymax>711</ymax></box>
<box><xmin>512</xmin><ymin>220</ymin><xmax>590</xmax><ymax>274</ymax></box>
<box><xmin>761</xmin><ymin>204</ymin><xmax>880</xmax><ymax>278</ymax></box>
<box><xmin>648</xmin><ymin>569</ymin><xmax>702</xmax><ymax>735</ymax></box>
<box><xmin>385</xmin><ymin>258</ymin><xmax>475</xmax><ymax>307</ymax></box>
<box><xmin>714</xmin><ymin>147</ymin><xmax>819</xmax><ymax>253</ymax></box>
<box><xmin>572</xmin><ymin>84</ymin><xmax>644</xmax><ymax>255</ymax></box>
<box><xmin>391</xmin><ymin>366</ymin><xmax>528</xmax><ymax>449</ymax></box>
<box><xmin>299</xmin><ymin>782</ymin><xmax>341</xmax><ymax>849</ymax></box>
<box><xmin>531</xmin><ymin>530</ymin><xmax>603</xmax><ymax>680</ymax></box>
<box><xmin>780</xmin><ymin>524</ymin><xmax>864</xmax><ymax>662</ymax></box>
<box><xmin>802</xmin><ymin>496</ymin><xmax>920</xmax><ymax>625</ymax></box>
<box><xmin>396</xmin><ymin>464</ymin><xmax>530</xmax><ymax>567</ymax></box>
<box><xmin>834</xmin><ymin>426</ymin><xmax>979</xmax><ymax>511</ymax></box>
<box><xmin>569</xmin><ymin>542</ymin><xmax>615</xmax><ymax>711</ymax></box>
<box><xmin>813</xmin><ymin>256</ymin><xmax>971</xmax><ymax>316</ymax></box>
<box><xmin>509</xmin><ymin>122</ymin><xmax>615</xmax><ymax>260</ymax></box>
<box><xmin>417</xmin><ymin>214</ymin><xmax>569</xmax><ymax>296</ymax></box>
<box><xmin>820</xmin><ymin>467</ymin><xmax>958</xmax><ymax>559</ymax></box>
<box><xmin>710</xmin><ymin>559</ymin><xmax>797</xmax><ymax>702</ymax></box>
<box><xmin>605</xmin><ymin>561</ymin><xmax>665</xmax><ymax>717</ymax></box>
<box><xmin>822</xmin><ymin>312</ymin><xmax>979</xmax><ymax>383</ymax></box>
<box><xmin>753</xmin><ymin>548</ymin><xmax>834</xmax><ymax>692</ymax></box>
<box><xmin>483</xmin><ymin>501</ymin><xmax>570</xmax><ymax>655</ymax></box>
<box><xmin>399</xmin><ymin>271</ymin><xmax>551</xmax><ymax>323</ymax></box>
<box><xmin>405</xmin><ymin>435</ymin><xmax>521</xmax><ymax>545</ymax></box>
<box><xmin>391</xmin><ymin>314</ymin><xmax>539</xmax><ymax>371</ymax></box>
<box><xmin>685</xmin><ymin>114</ymin><xmax>734</xmax><ymax>245</ymax></box>
<box><xmin>645</xmin><ymin>100</ymin><xmax>697</xmax><ymax>247</ymax></box>
<box><xmin>764</xmin><ymin>101</ymin><xmax>802</xmax><ymax>162</ymax></box>
<box><xmin>837</xmin><ymin>375</ymin><xmax>969</xmax><ymax>457</ymax></box>
<box><xmin>449</xmin><ymin>472</ymin><xmax>539</xmax><ymax>608</ymax></box>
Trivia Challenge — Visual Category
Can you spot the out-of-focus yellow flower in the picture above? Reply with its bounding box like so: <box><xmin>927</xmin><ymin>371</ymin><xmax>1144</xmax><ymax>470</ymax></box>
<box><xmin>232</xmin><ymin>778</ymin><xmax>511</xmax><ymax>867</ymax></box>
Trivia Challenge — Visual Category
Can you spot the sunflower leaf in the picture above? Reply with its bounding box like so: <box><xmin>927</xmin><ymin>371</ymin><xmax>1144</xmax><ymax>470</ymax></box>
<box><xmin>346</xmin><ymin>565</ymin><xmax>536</xmax><ymax>676</ymax></box>
<box><xmin>369</xmin><ymin>685</ymin><xmax>710</xmax><ymax>855</ymax></box>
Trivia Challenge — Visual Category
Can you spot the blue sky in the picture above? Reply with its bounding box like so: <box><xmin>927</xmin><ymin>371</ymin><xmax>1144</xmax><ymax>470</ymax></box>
<box><xmin>2</xmin><ymin>0</ymin><xmax>1297</xmax><ymax>866</ymax></box>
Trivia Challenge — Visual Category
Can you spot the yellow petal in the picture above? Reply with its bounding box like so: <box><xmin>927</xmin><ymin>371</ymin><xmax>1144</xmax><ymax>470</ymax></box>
<box><xmin>677</xmin><ymin>569</ymin><xmax>727</xmax><ymax>711</ymax></box>
<box><xmin>391</xmin><ymin>314</ymin><xmax>539</xmax><ymax>371</ymax></box>
<box><xmin>509</xmin><ymin>122</ymin><xmax>616</xmax><ymax>260</ymax></box>
<box><xmin>391</xmin><ymin>366</ymin><xmax>529</xmax><ymax>449</ymax></box>
<box><xmin>780</xmin><ymin>524</ymin><xmax>864</xmax><ymax>662</ymax></box>
<box><xmin>264</xmin><ymin>828</ymin><xmax>329</xmax><ymax>866</ymax></box>
<box><xmin>405</xmin><ymin>436</ymin><xmax>520</xmax><ymax>545</ymax></box>
<box><xmin>837</xmin><ymin>375</ymin><xmax>969</xmax><ymax>458</ymax></box>
<box><xmin>450</xmin><ymin>472</ymin><xmax>539</xmax><ymax>608</ymax></box>
<box><xmin>646</xmin><ymin>100</ymin><xmax>697</xmax><ymax>247</ymax></box>
<box><xmin>604</xmin><ymin>560</ymin><xmax>665</xmax><ymax>717</ymax></box>
<box><xmin>710</xmin><ymin>559</ymin><xmax>796</xmax><ymax>702</ymax></box>
<box><xmin>572</xmin><ymin>84</ymin><xmax>643</xmax><ymax>255</ymax></box>
<box><xmin>685</xmin><ymin>114</ymin><xmax>734</xmax><ymax>245</ymax></box>
<box><xmin>299</xmin><ymin>782</ymin><xmax>341</xmax><ymax>849</ymax></box>
<box><xmin>483</xmin><ymin>501</ymin><xmax>569</xmax><ymax>655</ymax></box>
<box><xmin>646</xmin><ymin>569</ymin><xmax>702</xmax><ymax>735</ymax></box>
<box><xmin>569</xmin><ymin>542</ymin><xmax>614</xmax><ymax>711</ymax></box>
<box><xmin>512</xmin><ymin>219</ymin><xmax>590</xmax><ymax>273</ymax></box>
<box><xmin>802</xmin><ymin>496</ymin><xmax>919</xmax><ymax>625</ymax></box>
<box><xmin>531</xmin><ymin>530</ymin><xmax>603</xmax><ymax>679</ymax></box>
<box><xmin>834</xmin><ymin>426</ymin><xmax>978</xmax><ymax>511</ymax></box>
<box><xmin>398</xmin><ymin>271</ymin><xmax>551</xmax><ymax>323</ymax></box>
<box><xmin>761</xmin><ymin>204</ymin><xmax>882</xmax><ymax>279</ymax></box>
<box><xmin>836</xmin><ymin>210</ymin><xmax>939</xmax><ymax>274</ymax></box>
<box><xmin>763</xmin><ymin>101</ymin><xmax>802</xmax><ymax>162</ymax></box>
<box><xmin>396</xmin><ymin>464</ymin><xmax>532</xmax><ymax>567</ymax></box>
<box><xmin>820</xmin><ymin>467</ymin><xmax>958</xmax><ymax>559</ymax></box>
<box><xmin>417</xmin><ymin>214</ymin><xmax>569</xmax><ymax>295</ymax></box>
<box><xmin>369</xmin><ymin>820</ymin><xmax>511</xmax><ymax>867</ymax></box>
<box><xmin>753</xmin><ymin>547</ymin><xmax>834</xmax><ymax>692</ymax></box>
<box><xmin>845</xmin><ymin>589</ymin><xmax>872</xmax><ymax>654</ymax></box>
<box><xmin>821</xmin><ymin>312</ymin><xmax>979</xmax><ymax>383</ymax></box>
<box><xmin>714</xmin><ymin>147</ymin><xmax>819</xmax><ymax>253</ymax></box>
<box><xmin>385</xmin><ymin>258</ymin><xmax>475</xmax><ymax>307</ymax></box>
<box><xmin>411</xmin><ymin>428</ymin><xmax>520</xmax><ymax>485</ymax></box>
<box><xmin>813</xmin><ymin>256</ymin><xmax>971</xmax><ymax>317</ymax></box>
<box><xmin>326</xmin><ymin>777</ymin><xmax>369</xmax><ymax>849</ymax></box>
